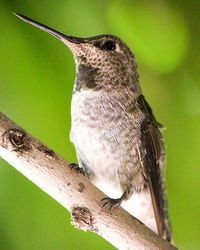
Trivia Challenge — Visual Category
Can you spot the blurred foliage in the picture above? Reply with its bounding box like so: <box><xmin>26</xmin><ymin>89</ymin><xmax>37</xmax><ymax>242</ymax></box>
<box><xmin>108</xmin><ymin>1</ymin><xmax>188</xmax><ymax>73</ymax></box>
<box><xmin>0</xmin><ymin>0</ymin><xmax>200</xmax><ymax>249</ymax></box>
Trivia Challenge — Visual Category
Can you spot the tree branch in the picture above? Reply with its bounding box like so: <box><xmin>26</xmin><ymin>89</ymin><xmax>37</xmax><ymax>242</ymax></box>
<box><xmin>0</xmin><ymin>112</ymin><xmax>177</xmax><ymax>250</ymax></box>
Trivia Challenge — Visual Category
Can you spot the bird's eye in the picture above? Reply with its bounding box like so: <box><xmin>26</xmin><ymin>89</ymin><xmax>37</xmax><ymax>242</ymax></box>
<box><xmin>101</xmin><ymin>40</ymin><xmax>116</xmax><ymax>51</ymax></box>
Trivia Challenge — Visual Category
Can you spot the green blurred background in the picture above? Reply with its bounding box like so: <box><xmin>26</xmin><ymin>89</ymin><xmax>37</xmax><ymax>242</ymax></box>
<box><xmin>0</xmin><ymin>0</ymin><xmax>199</xmax><ymax>249</ymax></box>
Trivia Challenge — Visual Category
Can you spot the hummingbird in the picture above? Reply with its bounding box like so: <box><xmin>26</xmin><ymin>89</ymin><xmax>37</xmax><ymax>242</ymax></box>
<box><xmin>14</xmin><ymin>13</ymin><xmax>172</xmax><ymax>242</ymax></box>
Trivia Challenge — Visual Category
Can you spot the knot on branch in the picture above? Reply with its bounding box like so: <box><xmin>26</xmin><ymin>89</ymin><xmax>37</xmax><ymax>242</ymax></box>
<box><xmin>71</xmin><ymin>206</ymin><xmax>98</xmax><ymax>233</ymax></box>
<box><xmin>3</xmin><ymin>128</ymin><xmax>32</xmax><ymax>152</ymax></box>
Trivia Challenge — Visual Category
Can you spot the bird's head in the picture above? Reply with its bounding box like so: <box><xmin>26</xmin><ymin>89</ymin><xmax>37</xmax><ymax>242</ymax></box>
<box><xmin>15</xmin><ymin>13</ymin><xmax>139</xmax><ymax>92</ymax></box>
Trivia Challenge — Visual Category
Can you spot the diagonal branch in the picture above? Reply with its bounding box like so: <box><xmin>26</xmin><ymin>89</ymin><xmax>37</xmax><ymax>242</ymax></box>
<box><xmin>0</xmin><ymin>112</ymin><xmax>177</xmax><ymax>250</ymax></box>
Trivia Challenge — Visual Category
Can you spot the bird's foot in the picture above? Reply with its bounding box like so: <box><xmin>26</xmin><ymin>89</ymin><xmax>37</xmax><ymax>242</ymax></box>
<box><xmin>68</xmin><ymin>163</ymin><xmax>86</xmax><ymax>176</ymax></box>
<box><xmin>101</xmin><ymin>191</ymin><xmax>128</xmax><ymax>211</ymax></box>
<box><xmin>101</xmin><ymin>197</ymin><xmax>123</xmax><ymax>211</ymax></box>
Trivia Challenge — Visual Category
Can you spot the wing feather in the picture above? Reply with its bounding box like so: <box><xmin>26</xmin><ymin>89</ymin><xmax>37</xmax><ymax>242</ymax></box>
<box><xmin>138</xmin><ymin>95</ymin><xmax>171</xmax><ymax>241</ymax></box>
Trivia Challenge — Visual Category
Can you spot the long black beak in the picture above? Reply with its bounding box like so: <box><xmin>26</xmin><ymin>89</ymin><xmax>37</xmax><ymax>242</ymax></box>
<box><xmin>14</xmin><ymin>13</ymin><xmax>84</xmax><ymax>44</ymax></box>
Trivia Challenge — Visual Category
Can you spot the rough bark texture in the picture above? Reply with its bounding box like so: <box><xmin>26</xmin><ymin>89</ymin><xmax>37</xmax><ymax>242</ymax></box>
<box><xmin>0</xmin><ymin>112</ymin><xmax>177</xmax><ymax>250</ymax></box>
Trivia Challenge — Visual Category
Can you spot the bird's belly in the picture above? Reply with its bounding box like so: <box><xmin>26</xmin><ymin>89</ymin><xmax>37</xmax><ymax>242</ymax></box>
<box><xmin>71</xmin><ymin>124</ymin><xmax>123</xmax><ymax>198</ymax></box>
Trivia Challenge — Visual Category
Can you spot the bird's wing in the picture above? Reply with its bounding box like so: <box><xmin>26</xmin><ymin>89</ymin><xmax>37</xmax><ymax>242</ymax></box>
<box><xmin>138</xmin><ymin>95</ymin><xmax>171</xmax><ymax>241</ymax></box>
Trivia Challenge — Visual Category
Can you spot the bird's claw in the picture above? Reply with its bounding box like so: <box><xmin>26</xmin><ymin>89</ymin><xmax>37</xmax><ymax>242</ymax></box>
<box><xmin>101</xmin><ymin>197</ymin><xmax>122</xmax><ymax>211</ymax></box>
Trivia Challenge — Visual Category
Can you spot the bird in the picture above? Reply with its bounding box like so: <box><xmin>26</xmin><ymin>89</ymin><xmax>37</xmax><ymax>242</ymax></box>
<box><xmin>14</xmin><ymin>13</ymin><xmax>172</xmax><ymax>242</ymax></box>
